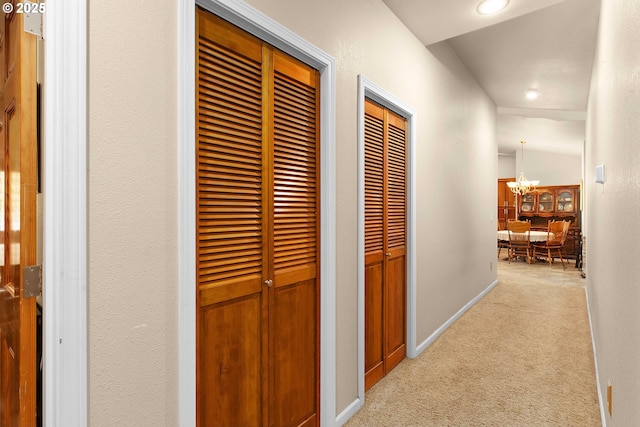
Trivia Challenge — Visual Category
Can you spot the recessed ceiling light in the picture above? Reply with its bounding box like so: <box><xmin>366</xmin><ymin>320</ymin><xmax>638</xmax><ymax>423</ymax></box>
<box><xmin>526</xmin><ymin>89</ymin><xmax>539</xmax><ymax>100</ymax></box>
<box><xmin>476</xmin><ymin>0</ymin><xmax>509</xmax><ymax>15</ymax></box>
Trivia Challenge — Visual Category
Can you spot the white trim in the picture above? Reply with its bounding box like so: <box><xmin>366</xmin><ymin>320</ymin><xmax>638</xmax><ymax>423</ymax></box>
<box><xmin>178</xmin><ymin>1</ymin><xmax>197</xmax><ymax>426</ymax></box>
<box><xmin>415</xmin><ymin>279</ymin><xmax>498</xmax><ymax>354</ymax></box>
<box><xmin>356</xmin><ymin>75</ymin><xmax>418</xmax><ymax>404</ymax></box>
<box><xmin>335</xmin><ymin>397</ymin><xmax>363</xmax><ymax>427</ymax></box>
<box><xmin>179</xmin><ymin>1</ymin><xmax>336</xmax><ymax>425</ymax></box>
<box><xmin>43</xmin><ymin>1</ymin><xmax>88</xmax><ymax>426</ymax></box>
<box><xmin>585</xmin><ymin>285</ymin><xmax>607</xmax><ymax>426</ymax></box>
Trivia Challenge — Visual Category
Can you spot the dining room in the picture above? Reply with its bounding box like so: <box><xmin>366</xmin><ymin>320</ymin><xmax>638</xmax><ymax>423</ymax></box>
<box><xmin>497</xmin><ymin>138</ymin><xmax>584</xmax><ymax>270</ymax></box>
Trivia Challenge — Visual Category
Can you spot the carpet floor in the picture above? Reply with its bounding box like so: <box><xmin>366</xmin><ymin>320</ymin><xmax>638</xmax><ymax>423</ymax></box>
<box><xmin>344</xmin><ymin>255</ymin><xmax>601</xmax><ymax>426</ymax></box>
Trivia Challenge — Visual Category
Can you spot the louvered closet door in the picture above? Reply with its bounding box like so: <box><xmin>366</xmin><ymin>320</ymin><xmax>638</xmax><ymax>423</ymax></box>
<box><xmin>196</xmin><ymin>11</ymin><xmax>265</xmax><ymax>427</ymax></box>
<box><xmin>270</xmin><ymin>50</ymin><xmax>320</xmax><ymax>427</ymax></box>
<box><xmin>364</xmin><ymin>99</ymin><xmax>407</xmax><ymax>391</ymax></box>
<box><xmin>196</xmin><ymin>9</ymin><xmax>319</xmax><ymax>427</ymax></box>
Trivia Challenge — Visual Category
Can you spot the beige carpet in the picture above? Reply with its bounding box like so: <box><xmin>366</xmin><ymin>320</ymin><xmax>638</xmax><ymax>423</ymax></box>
<box><xmin>344</xmin><ymin>256</ymin><xmax>601</xmax><ymax>426</ymax></box>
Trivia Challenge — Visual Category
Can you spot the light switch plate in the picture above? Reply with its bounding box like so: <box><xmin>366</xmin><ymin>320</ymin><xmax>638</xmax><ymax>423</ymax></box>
<box><xmin>595</xmin><ymin>164</ymin><xmax>605</xmax><ymax>184</ymax></box>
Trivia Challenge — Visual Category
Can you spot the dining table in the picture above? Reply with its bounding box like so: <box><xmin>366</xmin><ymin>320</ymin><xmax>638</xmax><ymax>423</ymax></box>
<box><xmin>497</xmin><ymin>229</ymin><xmax>549</xmax><ymax>242</ymax></box>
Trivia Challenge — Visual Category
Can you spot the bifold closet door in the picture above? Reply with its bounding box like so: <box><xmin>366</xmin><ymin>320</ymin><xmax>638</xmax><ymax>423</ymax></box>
<box><xmin>364</xmin><ymin>99</ymin><xmax>407</xmax><ymax>391</ymax></box>
<box><xmin>196</xmin><ymin>8</ymin><xmax>320</xmax><ymax>427</ymax></box>
<box><xmin>270</xmin><ymin>49</ymin><xmax>320</xmax><ymax>427</ymax></box>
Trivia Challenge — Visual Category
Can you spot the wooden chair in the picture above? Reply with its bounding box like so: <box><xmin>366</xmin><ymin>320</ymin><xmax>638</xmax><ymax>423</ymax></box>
<box><xmin>497</xmin><ymin>222</ymin><xmax>509</xmax><ymax>258</ymax></box>
<box><xmin>533</xmin><ymin>220</ymin><xmax>570</xmax><ymax>268</ymax></box>
<box><xmin>507</xmin><ymin>220</ymin><xmax>532</xmax><ymax>264</ymax></box>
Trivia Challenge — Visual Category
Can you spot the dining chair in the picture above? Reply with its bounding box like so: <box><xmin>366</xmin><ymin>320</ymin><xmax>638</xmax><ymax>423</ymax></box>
<box><xmin>497</xmin><ymin>222</ymin><xmax>510</xmax><ymax>258</ymax></box>
<box><xmin>533</xmin><ymin>220</ymin><xmax>571</xmax><ymax>268</ymax></box>
<box><xmin>507</xmin><ymin>220</ymin><xmax>532</xmax><ymax>264</ymax></box>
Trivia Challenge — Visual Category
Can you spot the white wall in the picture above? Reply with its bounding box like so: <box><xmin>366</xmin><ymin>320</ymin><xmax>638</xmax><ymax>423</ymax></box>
<box><xmin>87</xmin><ymin>0</ymin><xmax>497</xmax><ymax>424</ymax></box>
<box><xmin>498</xmin><ymin>154</ymin><xmax>516</xmax><ymax>179</ymax></box>
<box><xmin>88</xmin><ymin>1</ymin><xmax>179</xmax><ymax>425</ymax></box>
<box><xmin>499</xmin><ymin>149</ymin><xmax>581</xmax><ymax>185</ymax></box>
<box><xmin>515</xmin><ymin>150</ymin><xmax>582</xmax><ymax>186</ymax></box>
<box><xmin>585</xmin><ymin>0</ymin><xmax>640</xmax><ymax>425</ymax></box>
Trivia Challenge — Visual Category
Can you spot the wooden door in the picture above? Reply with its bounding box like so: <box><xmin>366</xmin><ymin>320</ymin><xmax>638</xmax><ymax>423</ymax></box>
<box><xmin>497</xmin><ymin>178</ymin><xmax>516</xmax><ymax>228</ymax></box>
<box><xmin>0</xmin><ymin>10</ymin><xmax>39</xmax><ymax>427</ymax></box>
<box><xmin>364</xmin><ymin>99</ymin><xmax>406</xmax><ymax>391</ymax></box>
<box><xmin>196</xmin><ymin>9</ymin><xmax>319</xmax><ymax>427</ymax></box>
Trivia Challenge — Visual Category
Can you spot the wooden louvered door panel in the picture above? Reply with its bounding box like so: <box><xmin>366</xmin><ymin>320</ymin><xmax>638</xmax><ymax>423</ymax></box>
<box><xmin>196</xmin><ymin>12</ymin><xmax>265</xmax><ymax>427</ymax></box>
<box><xmin>384</xmin><ymin>111</ymin><xmax>407</xmax><ymax>374</ymax></box>
<box><xmin>270</xmin><ymin>50</ymin><xmax>320</xmax><ymax>427</ymax></box>
<box><xmin>364</xmin><ymin>99</ymin><xmax>406</xmax><ymax>391</ymax></box>
<box><xmin>196</xmin><ymin>9</ymin><xmax>319</xmax><ymax>427</ymax></box>
<box><xmin>363</xmin><ymin>101</ymin><xmax>385</xmax><ymax>390</ymax></box>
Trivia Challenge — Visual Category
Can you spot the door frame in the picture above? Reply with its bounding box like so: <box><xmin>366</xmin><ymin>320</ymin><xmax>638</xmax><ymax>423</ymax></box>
<box><xmin>179</xmin><ymin>1</ymin><xmax>337</xmax><ymax>425</ymax></box>
<box><xmin>43</xmin><ymin>1</ymin><xmax>89</xmax><ymax>426</ymax></box>
<box><xmin>353</xmin><ymin>75</ymin><xmax>417</xmax><ymax>414</ymax></box>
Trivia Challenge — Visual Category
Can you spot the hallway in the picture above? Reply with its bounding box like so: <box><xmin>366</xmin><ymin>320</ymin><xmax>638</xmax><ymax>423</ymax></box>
<box><xmin>345</xmin><ymin>257</ymin><xmax>600</xmax><ymax>426</ymax></box>
<box><xmin>51</xmin><ymin>0</ymin><xmax>640</xmax><ymax>424</ymax></box>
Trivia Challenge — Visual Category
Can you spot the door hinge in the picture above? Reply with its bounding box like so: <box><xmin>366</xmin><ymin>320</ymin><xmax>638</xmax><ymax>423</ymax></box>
<box><xmin>23</xmin><ymin>265</ymin><xmax>42</xmax><ymax>298</ymax></box>
<box><xmin>23</xmin><ymin>2</ymin><xmax>44</xmax><ymax>38</ymax></box>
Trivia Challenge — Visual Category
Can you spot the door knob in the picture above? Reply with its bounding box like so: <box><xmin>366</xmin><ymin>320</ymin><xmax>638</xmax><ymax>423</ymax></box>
<box><xmin>386</xmin><ymin>252</ymin><xmax>391</xmax><ymax>257</ymax></box>
<box><xmin>265</xmin><ymin>279</ymin><xmax>273</xmax><ymax>287</ymax></box>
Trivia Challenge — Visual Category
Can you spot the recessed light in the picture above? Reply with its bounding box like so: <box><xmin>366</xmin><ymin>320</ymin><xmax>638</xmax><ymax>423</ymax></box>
<box><xmin>526</xmin><ymin>89</ymin><xmax>539</xmax><ymax>100</ymax></box>
<box><xmin>476</xmin><ymin>0</ymin><xmax>509</xmax><ymax>15</ymax></box>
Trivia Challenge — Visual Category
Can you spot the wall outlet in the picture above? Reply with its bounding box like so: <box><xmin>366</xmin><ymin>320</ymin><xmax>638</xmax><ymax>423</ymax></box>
<box><xmin>607</xmin><ymin>380</ymin><xmax>612</xmax><ymax>416</ymax></box>
<box><xmin>490</xmin><ymin>261</ymin><xmax>493</xmax><ymax>271</ymax></box>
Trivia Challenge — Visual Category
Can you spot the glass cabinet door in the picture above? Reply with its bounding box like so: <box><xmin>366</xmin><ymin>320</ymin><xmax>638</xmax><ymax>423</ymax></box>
<box><xmin>520</xmin><ymin>193</ymin><xmax>535</xmax><ymax>213</ymax></box>
<box><xmin>556</xmin><ymin>190</ymin><xmax>575</xmax><ymax>213</ymax></box>
<box><xmin>538</xmin><ymin>191</ymin><xmax>553</xmax><ymax>213</ymax></box>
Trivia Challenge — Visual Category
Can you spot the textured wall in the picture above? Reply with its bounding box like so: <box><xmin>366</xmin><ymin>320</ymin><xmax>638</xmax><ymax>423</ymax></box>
<box><xmin>585</xmin><ymin>0</ymin><xmax>640</xmax><ymax>425</ymax></box>
<box><xmin>517</xmin><ymin>150</ymin><xmax>582</xmax><ymax>186</ymax></box>
<box><xmin>498</xmin><ymin>155</ymin><xmax>516</xmax><ymax>179</ymax></box>
<box><xmin>499</xmin><ymin>151</ymin><xmax>581</xmax><ymax>185</ymax></box>
<box><xmin>88</xmin><ymin>0</ymin><xmax>178</xmax><ymax>425</ymax></box>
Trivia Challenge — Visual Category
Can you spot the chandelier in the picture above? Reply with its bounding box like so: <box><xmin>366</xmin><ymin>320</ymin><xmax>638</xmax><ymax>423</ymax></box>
<box><xmin>507</xmin><ymin>140</ymin><xmax>539</xmax><ymax>195</ymax></box>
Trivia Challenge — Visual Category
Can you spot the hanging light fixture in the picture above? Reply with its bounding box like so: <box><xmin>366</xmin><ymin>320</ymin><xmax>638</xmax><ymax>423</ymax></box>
<box><xmin>507</xmin><ymin>140</ymin><xmax>540</xmax><ymax>195</ymax></box>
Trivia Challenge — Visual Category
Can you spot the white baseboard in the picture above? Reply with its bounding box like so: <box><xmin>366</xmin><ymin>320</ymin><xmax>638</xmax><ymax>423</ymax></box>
<box><xmin>414</xmin><ymin>279</ymin><xmax>499</xmax><ymax>356</ymax></box>
<box><xmin>335</xmin><ymin>397</ymin><xmax>363</xmax><ymax>427</ymax></box>
<box><xmin>584</xmin><ymin>284</ymin><xmax>607</xmax><ymax>427</ymax></box>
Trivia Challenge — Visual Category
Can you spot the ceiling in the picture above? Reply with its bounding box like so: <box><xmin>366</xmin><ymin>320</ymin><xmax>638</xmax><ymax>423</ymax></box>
<box><xmin>381</xmin><ymin>0</ymin><xmax>601</xmax><ymax>156</ymax></box>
